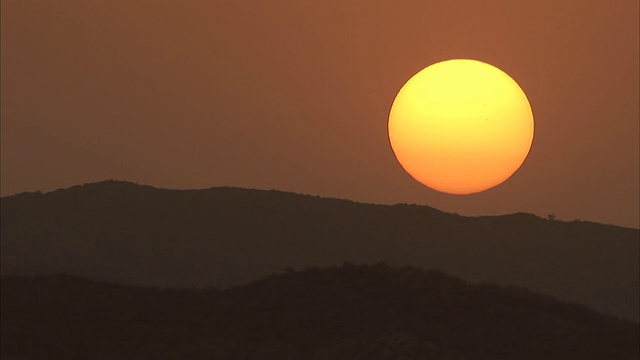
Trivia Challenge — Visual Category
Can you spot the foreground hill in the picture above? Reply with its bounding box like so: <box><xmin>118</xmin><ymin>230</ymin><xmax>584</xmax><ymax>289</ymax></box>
<box><xmin>2</xmin><ymin>265</ymin><xmax>638</xmax><ymax>359</ymax></box>
<box><xmin>1</xmin><ymin>180</ymin><xmax>638</xmax><ymax>321</ymax></box>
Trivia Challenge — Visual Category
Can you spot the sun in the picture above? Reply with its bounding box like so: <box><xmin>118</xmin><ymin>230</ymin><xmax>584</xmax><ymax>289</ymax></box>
<box><xmin>388</xmin><ymin>59</ymin><xmax>534</xmax><ymax>195</ymax></box>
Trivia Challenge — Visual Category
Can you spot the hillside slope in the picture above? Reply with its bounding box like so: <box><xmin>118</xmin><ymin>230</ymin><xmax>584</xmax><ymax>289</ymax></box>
<box><xmin>2</xmin><ymin>265</ymin><xmax>638</xmax><ymax>359</ymax></box>
<box><xmin>1</xmin><ymin>180</ymin><xmax>638</xmax><ymax>320</ymax></box>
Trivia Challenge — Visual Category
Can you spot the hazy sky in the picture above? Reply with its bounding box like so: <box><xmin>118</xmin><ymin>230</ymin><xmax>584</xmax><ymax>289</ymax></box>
<box><xmin>2</xmin><ymin>0</ymin><xmax>638</xmax><ymax>228</ymax></box>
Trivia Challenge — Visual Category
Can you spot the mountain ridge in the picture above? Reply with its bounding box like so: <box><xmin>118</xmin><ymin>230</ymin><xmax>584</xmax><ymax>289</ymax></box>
<box><xmin>1</xmin><ymin>180</ymin><xmax>638</xmax><ymax>321</ymax></box>
<box><xmin>2</xmin><ymin>265</ymin><xmax>639</xmax><ymax>359</ymax></box>
<box><xmin>7</xmin><ymin>179</ymin><xmax>634</xmax><ymax>230</ymax></box>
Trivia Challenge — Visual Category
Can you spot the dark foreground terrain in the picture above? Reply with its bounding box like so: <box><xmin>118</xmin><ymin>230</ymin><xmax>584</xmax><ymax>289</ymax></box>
<box><xmin>2</xmin><ymin>181</ymin><xmax>638</xmax><ymax>321</ymax></box>
<box><xmin>2</xmin><ymin>264</ymin><xmax>638</xmax><ymax>359</ymax></box>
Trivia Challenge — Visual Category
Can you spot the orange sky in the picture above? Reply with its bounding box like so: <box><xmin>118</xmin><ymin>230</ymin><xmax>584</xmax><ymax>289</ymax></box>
<box><xmin>2</xmin><ymin>0</ymin><xmax>638</xmax><ymax>228</ymax></box>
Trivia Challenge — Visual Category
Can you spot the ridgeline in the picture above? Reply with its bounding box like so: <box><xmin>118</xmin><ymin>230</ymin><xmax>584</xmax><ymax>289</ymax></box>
<box><xmin>1</xmin><ymin>180</ymin><xmax>638</xmax><ymax>321</ymax></box>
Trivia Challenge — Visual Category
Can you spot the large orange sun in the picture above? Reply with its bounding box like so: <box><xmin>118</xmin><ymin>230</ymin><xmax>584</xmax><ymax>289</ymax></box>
<box><xmin>388</xmin><ymin>59</ymin><xmax>534</xmax><ymax>195</ymax></box>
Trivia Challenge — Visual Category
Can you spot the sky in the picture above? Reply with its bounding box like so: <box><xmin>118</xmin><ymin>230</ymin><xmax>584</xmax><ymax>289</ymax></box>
<box><xmin>2</xmin><ymin>0</ymin><xmax>638</xmax><ymax>228</ymax></box>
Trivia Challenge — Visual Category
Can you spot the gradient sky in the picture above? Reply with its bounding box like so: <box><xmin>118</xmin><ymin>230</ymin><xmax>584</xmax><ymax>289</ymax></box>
<box><xmin>2</xmin><ymin>0</ymin><xmax>638</xmax><ymax>228</ymax></box>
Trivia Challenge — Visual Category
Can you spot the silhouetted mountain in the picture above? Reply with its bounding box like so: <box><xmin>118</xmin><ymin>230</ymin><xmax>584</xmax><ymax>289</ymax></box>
<box><xmin>1</xmin><ymin>180</ymin><xmax>638</xmax><ymax>321</ymax></box>
<box><xmin>2</xmin><ymin>265</ymin><xmax>638</xmax><ymax>359</ymax></box>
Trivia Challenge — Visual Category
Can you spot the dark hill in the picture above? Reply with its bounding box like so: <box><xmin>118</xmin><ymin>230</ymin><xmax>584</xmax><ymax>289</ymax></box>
<box><xmin>2</xmin><ymin>265</ymin><xmax>638</xmax><ymax>359</ymax></box>
<box><xmin>1</xmin><ymin>180</ymin><xmax>638</xmax><ymax>321</ymax></box>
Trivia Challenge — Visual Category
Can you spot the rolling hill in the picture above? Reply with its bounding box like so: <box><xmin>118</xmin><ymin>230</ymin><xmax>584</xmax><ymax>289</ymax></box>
<box><xmin>2</xmin><ymin>265</ymin><xmax>638</xmax><ymax>359</ymax></box>
<box><xmin>1</xmin><ymin>180</ymin><xmax>638</xmax><ymax>320</ymax></box>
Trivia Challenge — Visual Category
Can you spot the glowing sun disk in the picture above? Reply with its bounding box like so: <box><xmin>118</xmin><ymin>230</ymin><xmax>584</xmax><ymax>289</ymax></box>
<box><xmin>388</xmin><ymin>59</ymin><xmax>534</xmax><ymax>194</ymax></box>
